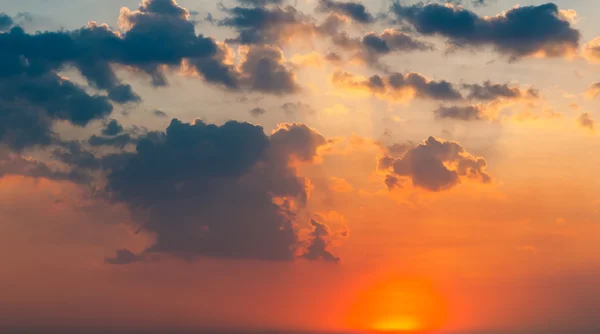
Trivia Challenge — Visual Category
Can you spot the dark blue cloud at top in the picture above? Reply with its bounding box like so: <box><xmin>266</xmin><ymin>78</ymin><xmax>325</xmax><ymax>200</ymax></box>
<box><xmin>0</xmin><ymin>0</ymin><xmax>302</xmax><ymax>151</ymax></box>
<box><xmin>392</xmin><ymin>2</ymin><xmax>580</xmax><ymax>58</ymax></box>
<box><xmin>105</xmin><ymin>119</ymin><xmax>337</xmax><ymax>262</ymax></box>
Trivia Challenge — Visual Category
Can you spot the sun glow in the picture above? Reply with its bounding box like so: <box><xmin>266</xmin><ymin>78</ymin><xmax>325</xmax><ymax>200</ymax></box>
<box><xmin>345</xmin><ymin>278</ymin><xmax>447</xmax><ymax>333</ymax></box>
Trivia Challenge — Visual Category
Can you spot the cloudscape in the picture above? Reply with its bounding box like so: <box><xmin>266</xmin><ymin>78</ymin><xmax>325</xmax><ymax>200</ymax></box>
<box><xmin>0</xmin><ymin>0</ymin><xmax>599</xmax><ymax>333</ymax></box>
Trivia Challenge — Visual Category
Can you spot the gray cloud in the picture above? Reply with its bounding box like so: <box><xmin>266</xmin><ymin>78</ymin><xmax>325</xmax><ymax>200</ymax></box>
<box><xmin>302</xmin><ymin>219</ymin><xmax>340</xmax><ymax>262</ymax></box>
<box><xmin>379</xmin><ymin>136</ymin><xmax>492</xmax><ymax>191</ymax></box>
<box><xmin>106</xmin><ymin>119</ymin><xmax>337</xmax><ymax>262</ymax></box>
<box><xmin>317</xmin><ymin>0</ymin><xmax>374</xmax><ymax>23</ymax></box>
<box><xmin>434</xmin><ymin>105</ymin><xmax>487</xmax><ymax>121</ymax></box>
<box><xmin>392</xmin><ymin>2</ymin><xmax>580</xmax><ymax>59</ymax></box>
<box><xmin>464</xmin><ymin>81</ymin><xmax>539</xmax><ymax>100</ymax></box>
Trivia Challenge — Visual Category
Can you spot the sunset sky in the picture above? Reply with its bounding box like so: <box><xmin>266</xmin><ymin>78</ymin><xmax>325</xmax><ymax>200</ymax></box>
<box><xmin>0</xmin><ymin>0</ymin><xmax>599</xmax><ymax>333</ymax></box>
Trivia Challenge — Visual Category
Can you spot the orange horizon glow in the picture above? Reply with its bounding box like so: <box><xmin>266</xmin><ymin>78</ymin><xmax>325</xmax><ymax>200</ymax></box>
<box><xmin>344</xmin><ymin>277</ymin><xmax>448</xmax><ymax>333</ymax></box>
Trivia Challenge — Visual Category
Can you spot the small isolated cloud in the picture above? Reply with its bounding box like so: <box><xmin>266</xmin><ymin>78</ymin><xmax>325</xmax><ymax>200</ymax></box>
<box><xmin>379</xmin><ymin>137</ymin><xmax>492</xmax><ymax>191</ymax></box>
<box><xmin>578</xmin><ymin>113</ymin><xmax>595</xmax><ymax>131</ymax></box>
<box><xmin>250</xmin><ymin>107</ymin><xmax>267</xmax><ymax>117</ymax></box>
<box><xmin>153</xmin><ymin>109</ymin><xmax>168</xmax><ymax>117</ymax></box>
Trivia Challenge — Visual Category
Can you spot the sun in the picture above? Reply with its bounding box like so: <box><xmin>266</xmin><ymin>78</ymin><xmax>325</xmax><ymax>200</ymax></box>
<box><xmin>345</xmin><ymin>277</ymin><xmax>447</xmax><ymax>333</ymax></box>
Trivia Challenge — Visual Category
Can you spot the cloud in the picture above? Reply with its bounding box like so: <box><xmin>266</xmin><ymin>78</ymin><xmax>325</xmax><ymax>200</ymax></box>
<box><xmin>463</xmin><ymin>81</ymin><xmax>539</xmax><ymax>101</ymax></box>
<box><xmin>302</xmin><ymin>219</ymin><xmax>340</xmax><ymax>263</ymax></box>
<box><xmin>317</xmin><ymin>0</ymin><xmax>374</xmax><ymax>23</ymax></box>
<box><xmin>101</xmin><ymin>119</ymin><xmax>125</xmax><ymax>136</ymax></box>
<box><xmin>250</xmin><ymin>107</ymin><xmax>267</xmax><ymax>117</ymax></box>
<box><xmin>219</xmin><ymin>4</ymin><xmax>316</xmax><ymax>46</ymax></box>
<box><xmin>104</xmin><ymin>249</ymin><xmax>144</xmax><ymax>265</ymax></box>
<box><xmin>88</xmin><ymin>134</ymin><xmax>135</xmax><ymax>149</ymax></box>
<box><xmin>0</xmin><ymin>13</ymin><xmax>14</xmax><ymax>31</ymax></box>
<box><xmin>237</xmin><ymin>0</ymin><xmax>285</xmax><ymax>6</ymax></box>
<box><xmin>0</xmin><ymin>71</ymin><xmax>112</xmax><ymax>151</ymax></box>
<box><xmin>106</xmin><ymin>119</ymin><xmax>336</xmax><ymax>262</ymax></box>
<box><xmin>379</xmin><ymin>137</ymin><xmax>492</xmax><ymax>191</ymax></box>
<box><xmin>0</xmin><ymin>148</ymin><xmax>91</xmax><ymax>184</ymax></box>
<box><xmin>329</xmin><ymin>177</ymin><xmax>353</xmax><ymax>193</ymax></box>
<box><xmin>281</xmin><ymin>102</ymin><xmax>316</xmax><ymax>117</ymax></box>
<box><xmin>578</xmin><ymin>113</ymin><xmax>594</xmax><ymax>131</ymax></box>
<box><xmin>586</xmin><ymin>82</ymin><xmax>600</xmax><ymax>99</ymax></box>
<box><xmin>434</xmin><ymin>105</ymin><xmax>488</xmax><ymax>121</ymax></box>
<box><xmin>392</xmin><ymin>2</ymin><xmax>580</xmax><ymax>59</ymax></box>
<box><xmin>583</xmin><ymin>37</ymin><xmax>600</xmax><ymax>63</ymax></box>
<box><xmin>332</xmin><ymin>70</ymin><xmax>462</xmax><ymax>101</ymax></box>
<box><xmin>237</xmin><ymin>45</ymin><xmax>301</xmax><ymax>94</ymax></box>
<box><xmin>153</xmin><ymin>109</ymin><xmax>168</xmax><ymax>117</ymax></box>
<box><xmin>332</xmin><ymin>29</ymin><xmax>433</xmax><ymax>67</ymax></box>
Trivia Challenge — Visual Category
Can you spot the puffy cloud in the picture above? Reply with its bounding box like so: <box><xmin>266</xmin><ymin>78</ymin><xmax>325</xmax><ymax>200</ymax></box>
<box><xmin>332</xmin><ymin>70</ymin><xmax>462</xmax><ymax>101</ymax></box>
<box><xmin>392</xmin><ymin>2</ymin><xmax>580</xmax><ymax>59</ymax></box>
<box><xmin>583</xmin><ymin>37</ymin><xmax>600</xmax><ymax>63</ymax></box>
<box><xmin>379</xmin><ymin>137</ymin><xmax>492</xmax><ymax>191</ymax></box>
<box><xmin>238</xmin><ymin>45</ymin><xmax>300</xmax><ymax>94</ymax></box>
<box><xmin>219</xmin><ymin>4</ymin><xmax>316</xmax><ymax>45</ymax></box>
<box><xmin>317</xmin><ymin>0</ymin><xmax>374</xmax><ymax>23</ymax></box>
<box><xmin>578</xmin><ymin>113</ymin><xmax>594</xmax><ymax>131</ymax></box>
<box><xmin>106</xmin><ymin>119</ymin><xmax>336</xmax><ymax>262</ymax></box>
<box><xmin>0</xmin><ymin>71</ymin><xmax>112</xmax><ymax>151</ymax></box>
<box><xmin>302</xmin><ymin>219</ymin><xmax>340</xmax><ymax>263</ymax></box>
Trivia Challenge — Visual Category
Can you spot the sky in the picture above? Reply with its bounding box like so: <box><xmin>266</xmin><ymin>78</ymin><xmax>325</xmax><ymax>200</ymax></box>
<box><xmin>0</xmin><ymin>0</ymin><xmax>599</xmax><ymax>333</ymax></box>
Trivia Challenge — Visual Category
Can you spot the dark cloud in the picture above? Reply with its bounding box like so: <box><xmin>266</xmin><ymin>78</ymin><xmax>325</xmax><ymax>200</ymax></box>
<box><xmin>238</xmin><ymin>45</ymin><xmax>300</xmax><ymax>94</ymax></box>
<box><xmin>464</xmin><ymin>81</ymin><xmax>539</xmax><ymax>100</ymax></box>
<box><xmin>101</xmin><ymin>119</ymin><xmax>125</xmax><ymax>136</ymax></box>
<box><xmin>107</xmin><ymin>119</ymin><xmax>336</xmax><ymax>262</ymax></box>
<box><xmin>317</xmin><ymin>0</ymin><xmax>374</xmax><ymax>23</ymax></box>
<box><xmin>219</xmin><ymin>4</ymin><xmax>315</xmax><ymax>45</ymax></box>
<box><xmin>153</xmin><ymin>109</ymin><xmax>168</xmax><ymax>117</ymax></box>
<box><xmin>0</xmin><ymin>13</ymin><xmax>13</xmax><ymax>31</ymax></box>
<box><xmin>0</xmin><ymin>71</ymin><xmax>112</xmax><ymax>151</ymax></box>
<box><xmin>434</xmin><ymin>105</ymin><xmax>487</xmax><ymax>121</ymax></box>
<box><xmin>302</xmin><ymin>219</ymin><xmax>340</xmax><ymax>263</ymax></box>
<box><xmin>333</xmin><ymin>70</ymin><xmax>463</xmax><ymax>101</ymax></box>
<box><xmin>88</xmin><ymin>134</ymin><xmax>135</xmax><ymax>149</ymax></box>
<box><xmin>379</xmin><ymin>137</ymin><xmax>491</xmax><ymax>191</ymax></box>
<box><xmin>0</xmin><ymin>148</ymin><xmax>91</xmax><ymax>184</ymax></box>
<box><xmin>238</xmin><ymin>0</ymin><xmax>285</xmax><ymax>6</ymax></box>
<box><xmin>578</xmin><ymin>113</ymin><xmax>594</xmax><ymax>131</ymax></box>
<box><xmin>332</xmin><ymin>29</ymin><xmax>432</xmax><ymax>67</ymax></box>
<box><xmin>392</xmin><ymin>2</ymin><xmax>580</xmax><ymax>58</ymax></box>
<box><xmin>250</xmin><ymin>107</ymin><xmax>267</xmax><ymax>116</ymax></box>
